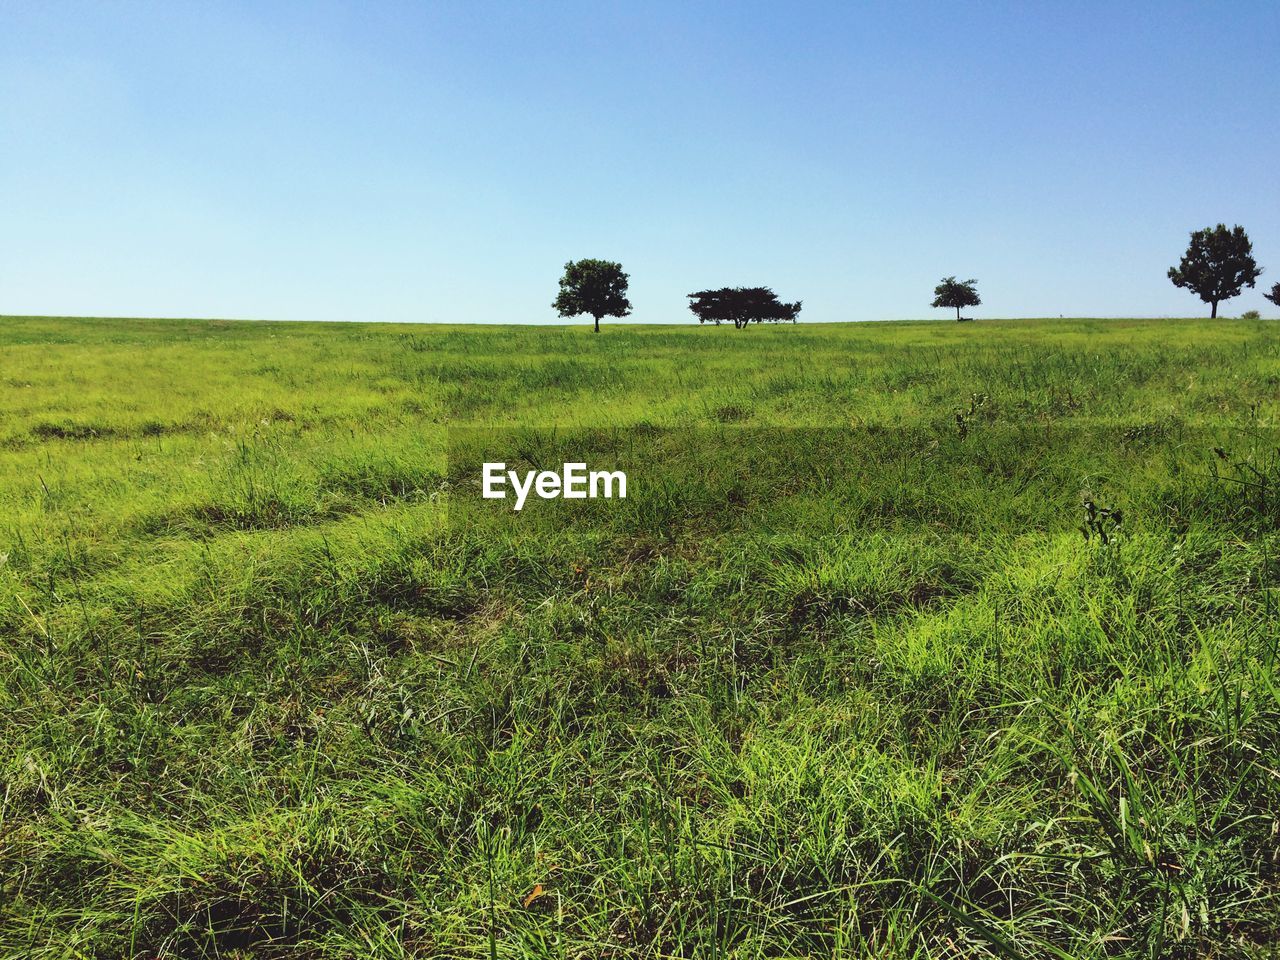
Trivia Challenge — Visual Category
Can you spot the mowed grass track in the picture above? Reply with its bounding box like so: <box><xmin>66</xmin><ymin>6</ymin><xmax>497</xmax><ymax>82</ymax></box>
<box><xmin>1</xmin><ymin>315</ymin><xmax>1278</xmax><ymax>958</ymax></box>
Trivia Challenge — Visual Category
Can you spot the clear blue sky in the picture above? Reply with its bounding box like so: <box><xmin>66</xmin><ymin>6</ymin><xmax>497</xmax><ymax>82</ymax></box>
<box><xmin>2</xmin><ymin>1</ymin><xmax>1277</xmax><ymax>323</ymax></box>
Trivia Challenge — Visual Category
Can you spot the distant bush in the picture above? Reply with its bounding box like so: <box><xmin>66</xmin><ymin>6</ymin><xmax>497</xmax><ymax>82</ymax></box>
<box><xmin>1241</xmin><ymin>309</ymin><xmax>1261</xmax><ymax>320</ymax></box>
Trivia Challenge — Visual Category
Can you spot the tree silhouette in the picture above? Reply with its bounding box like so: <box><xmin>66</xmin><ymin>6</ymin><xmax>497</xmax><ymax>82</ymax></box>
<box><xmin>931</xmin><ymin>277</ymin><xmax>980</xmax><ymax>321</ymax></box>
<box><xmin>1168</xmin><ymin>224</ymin><xmax>1261</xmax><ymax>319</ymax></box>
<box><xmin>553</xmin><ymin>259</ymin><xmax>631</xmax><ymax>333</ymax></box>
<box><xmin>687</xmin><ymin>287</ymin><xmax>801</xmax><ymax>329</ymax></box>
<box><xmin>1264</xmin><ymin>282</ymin><xmax>1280</xmax><ymax>308</ymax></box>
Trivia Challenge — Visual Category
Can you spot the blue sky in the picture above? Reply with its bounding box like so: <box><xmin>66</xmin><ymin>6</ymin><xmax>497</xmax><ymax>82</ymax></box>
<box><xmin>2</xmin><ymin>1</ymin><xmax>1277</xmax><ymax>323</ymax></box>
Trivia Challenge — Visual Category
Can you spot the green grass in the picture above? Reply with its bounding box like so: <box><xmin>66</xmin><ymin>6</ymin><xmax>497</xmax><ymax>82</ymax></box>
<box><xmin>1</xmin><ymin>314</ymin><xmax>1279</xmax><ymax>958</ymax></box>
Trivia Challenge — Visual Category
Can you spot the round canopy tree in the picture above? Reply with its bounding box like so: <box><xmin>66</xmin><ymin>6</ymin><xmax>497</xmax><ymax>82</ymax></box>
<box><xmin>931</xmin><ymin>277</ymin><xmax>980</xmax><ymax>321</ymax></box>
<box><xmin>552</xmin><ymin>258</ymin><xmax>632</xmax><ymax>333</ymax></box>
<box><xmin>1168</xmin><ymin>224</ymin><xmax>1262</xmax><ymax>318</ymax></box>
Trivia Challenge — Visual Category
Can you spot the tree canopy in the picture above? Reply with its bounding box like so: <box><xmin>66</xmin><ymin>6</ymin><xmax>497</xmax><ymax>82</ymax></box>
<box><xmin>1168</xmin><ymin>224</ymin><xmax>1262</xmax><ymax>318</ymax></box>
<box><xmin>931</xmin><ymin>277</ymin><xmax>980</xmax><ymax>321</ymax></box>
<box><xmin>1264</xmin><ymin>282</ymin><xmax>1280</xmax><ymax>308</ymax></box>
<box><xmin>553</xmin><ymin>259</ymin><xmax>632</xmax><ymax>333</ymax></box>
<box><xmin>686</xmin><ymin>287</ymin><xmax>802</xmax><ymax>329</ymax></box>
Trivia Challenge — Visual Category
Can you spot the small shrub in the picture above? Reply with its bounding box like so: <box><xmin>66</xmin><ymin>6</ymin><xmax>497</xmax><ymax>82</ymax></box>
<box><xmin>1080</xmin><ymin>498</ymin><xmax>1123</xmax><ymax>544</ymax></box>
<box><xmin>1241</xmin><ymin>310</ymin><xmax>1261</xmax><ymax>320</ymax></box>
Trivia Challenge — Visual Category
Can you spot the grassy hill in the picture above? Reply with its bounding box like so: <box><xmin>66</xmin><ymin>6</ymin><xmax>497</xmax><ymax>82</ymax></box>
<box><xmin>2</xmin><ymin>315</ymin><xmax>1278</xmax><ymax>957</ymax></box>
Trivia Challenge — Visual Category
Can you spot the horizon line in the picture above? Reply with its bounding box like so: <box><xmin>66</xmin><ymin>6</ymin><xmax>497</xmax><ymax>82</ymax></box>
<box><xmin>1</xmin><ymin>313</ymin><xmax>1265</xmax><ymax>327</ymax></box>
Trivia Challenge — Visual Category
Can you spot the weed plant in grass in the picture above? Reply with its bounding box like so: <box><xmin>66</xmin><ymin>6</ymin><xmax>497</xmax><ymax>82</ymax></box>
<box><xmin>1</xmin><ymin>315</ymin><xmax>1279</xmax><ymax>958</ymax></box>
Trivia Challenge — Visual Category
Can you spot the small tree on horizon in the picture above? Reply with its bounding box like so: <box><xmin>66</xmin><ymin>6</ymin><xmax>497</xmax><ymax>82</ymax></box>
<box><xmin>687</xmin><ymin>287</ymin><xmax>802</xmax><ymax>329</ymax></box>
<box><xmin>553</xmin><ymin>258</ymin><xmax>632</xmax><ymax>333</ymax></box>
<box><xmin>1264</xmin><ymin>282</ymin><xmax>1280</xmax><ymax>309</ymax></box>
<box><xmin>1168</xmin><ymin>224</ymin><xmax>1262</xmax><ymax>319</ymax></box>
<box><xmin>931</xmin><ymin>277</ymin><xmax>980</xmax><ymax>321</ymax></box>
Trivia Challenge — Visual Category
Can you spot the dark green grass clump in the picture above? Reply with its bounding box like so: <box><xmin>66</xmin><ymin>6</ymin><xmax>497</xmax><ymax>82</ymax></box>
<box><xmin>1</xmin><ymin>316</ymin><xmax>1279</xmax><ymax>958</ymax></box>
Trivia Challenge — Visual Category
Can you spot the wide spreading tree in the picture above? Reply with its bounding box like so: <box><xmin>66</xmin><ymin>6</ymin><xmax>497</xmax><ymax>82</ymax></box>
<box><xmin>687</xmin><ymin>287</ymin><xmax>802</xmax><ymax>329</ymax></box>
<box><xmin>1168</xmin><ymin>224</ymin><xmax>1262</xmax><ymax>318</ymax></box>
<box><xmin>552</xmin><ymin>259</ymin><xmax>632</xmax><ymax>333</ymax></box>
<box><xmin>931</xmin><ymin>277</ymin><xmax>980</xmax><ymax>321</ymax></box>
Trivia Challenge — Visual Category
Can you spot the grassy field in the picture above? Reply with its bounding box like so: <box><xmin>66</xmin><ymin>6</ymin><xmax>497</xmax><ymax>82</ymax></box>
<box><xmin>1</xmin><ymin>315</ymin><xmax>1278</xmax><ymax>958</ymax></box>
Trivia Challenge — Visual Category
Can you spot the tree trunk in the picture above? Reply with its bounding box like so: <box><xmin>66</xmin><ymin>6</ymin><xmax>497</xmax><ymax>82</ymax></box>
<box><xmin>593</xmin><ymin>314</ymin><xmax>600</xmax><ymax>333</ymax></box>
<box><xmin>956</xmin><ymin>305</ymin><xmax>961</xmax><ymax>321</ymax></box>
<box><xmin>1211</xmin><ymin>301</ymin><xmax>1218</xmax><ymax>319</ymax></box>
